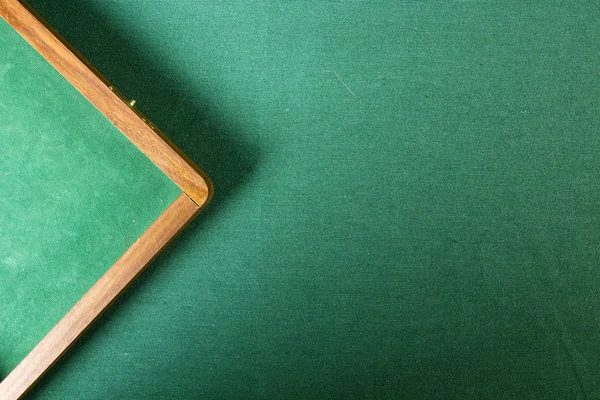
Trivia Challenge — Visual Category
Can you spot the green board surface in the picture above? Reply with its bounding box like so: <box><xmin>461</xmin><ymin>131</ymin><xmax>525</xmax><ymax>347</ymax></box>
<box><xmin>0</xmin><ymin>17</ymin><xmax>182</xmax><ymax>378</ymax></box>
<box><xmin>11</xmin><ymin>0</ymin><xmax>600</xmax><ymax>399</ymax></box>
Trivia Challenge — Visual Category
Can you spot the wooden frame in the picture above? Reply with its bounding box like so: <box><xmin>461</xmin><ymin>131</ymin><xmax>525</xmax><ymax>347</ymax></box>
<box><xmin>0</xmin><ymin>0</ymin><xmax>212</xmax><ymax>399</ymax></box>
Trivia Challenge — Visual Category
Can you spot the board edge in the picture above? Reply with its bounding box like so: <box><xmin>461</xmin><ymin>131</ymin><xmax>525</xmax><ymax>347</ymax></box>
<box><xmin>0</xmin><ymin>193</ymin><xmax>201</xmax><ymax>400</ymax></box>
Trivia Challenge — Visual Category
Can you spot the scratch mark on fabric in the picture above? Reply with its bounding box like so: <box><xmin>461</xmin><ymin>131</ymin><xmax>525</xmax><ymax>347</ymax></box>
<box><xmin>324</xmin><ymin>70</ymin><xmax>356</xmax><ymax>96</ymax></box>
<box><xmin>38</xmin><ymin>130</ymin><xmax>64</xmax><ymax>150</ymax></box>
<box><xmin>2</xmin><ymin>257</ymin><xmax>17</xmax><ymax>271</ymax></box>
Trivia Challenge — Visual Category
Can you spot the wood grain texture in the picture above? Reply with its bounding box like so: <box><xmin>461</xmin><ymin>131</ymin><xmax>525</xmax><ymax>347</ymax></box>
<box><xmin>0</xmin><ymin>194</ymin><xmax>201</xmax><ymax>400</ymax></box>
<box><xmin>0</xmin><ymin>0</ymin><xmax>212</xmax><ymax>206</ymax></box>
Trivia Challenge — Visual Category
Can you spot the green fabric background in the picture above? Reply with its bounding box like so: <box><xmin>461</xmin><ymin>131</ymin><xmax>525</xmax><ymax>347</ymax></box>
<box><xmin>18</xmin><ymin>0</ymin><xmax>600</xmax><ymax>398</ymax></box>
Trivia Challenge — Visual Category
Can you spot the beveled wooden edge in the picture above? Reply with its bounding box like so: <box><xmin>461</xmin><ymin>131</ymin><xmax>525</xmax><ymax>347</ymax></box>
<box><xmin>0</xmin><ymin>0</ymin><xmax>213</xmax><ymax>206</ymax></box>
<box><xmin>0</xmin><ymin>194</ymin><xmax>201</xmax><ymax>400</ymax></box>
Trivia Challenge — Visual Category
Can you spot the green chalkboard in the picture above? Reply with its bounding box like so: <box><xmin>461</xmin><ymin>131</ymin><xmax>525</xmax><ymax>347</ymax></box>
<box><xmin>0</xmin><ymin>17</ymin><xmax>182</xmax><ymax>377</ymax></box>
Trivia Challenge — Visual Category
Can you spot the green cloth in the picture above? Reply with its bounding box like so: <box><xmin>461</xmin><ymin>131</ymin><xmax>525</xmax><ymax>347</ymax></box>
<box><xmin>0</xmin><ymin>17</ymin><xmax>181</xmax><ymax>377</ymax></box>
<box><xmin>15</xmin><ymin>0</ymin><xmax>600</xmax><ymax>398</ymax></box>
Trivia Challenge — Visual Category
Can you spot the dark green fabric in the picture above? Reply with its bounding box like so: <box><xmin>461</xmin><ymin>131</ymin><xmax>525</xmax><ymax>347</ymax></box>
<box><xmin>15</xmin><ymin>0</ymin><xmax>600</xmax><ymax>398</ymax></box>
<box><xmin>0</xmin><ymin>17</ymin><xmax>181</xmax><ymax>377</ymax></box>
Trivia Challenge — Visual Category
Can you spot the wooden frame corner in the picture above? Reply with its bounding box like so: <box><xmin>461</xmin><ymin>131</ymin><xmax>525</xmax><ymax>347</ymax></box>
<box><xmin>0</xmin><ymin>0</ymin><xmax>212</xmax><ymax>398</ymax></box>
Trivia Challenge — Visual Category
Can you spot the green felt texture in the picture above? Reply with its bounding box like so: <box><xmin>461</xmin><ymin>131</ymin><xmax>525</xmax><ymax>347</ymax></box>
<box><xmin>0</xmin><ymin>18</ymin><xmax>182</xmax><ymax>378</ymax></box>
<box><xmin>14</xmin><ymin>0</ymin><xmax>600</xmax><ymax>399</ymax></box>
